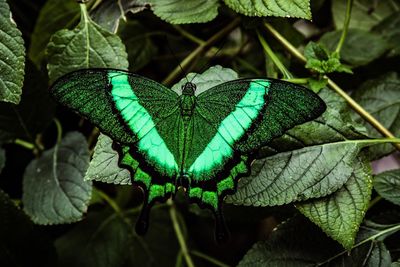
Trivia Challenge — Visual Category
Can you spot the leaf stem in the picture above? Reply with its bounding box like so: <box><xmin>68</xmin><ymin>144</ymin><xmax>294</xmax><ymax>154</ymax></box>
<box><xmin>257</xmin><ymin>31</ymin><xmax>292</xmax><ymax>79</ymax></box>
<box><xmin>191</xmin><ymin>250</ymin><xmax>231</xmax><ymax>267</ymax></box>
<box><xmin>168</xmin><ymin>199</ymin><xmax>195</xmax><ymax>267</ymax></box>
<box><xmin>335</xmin><ymin>0</ymin><xmax>353</xmax><ymax>54</ymax></box>
<box><xmin>316</xmin><ymin>223</ymin><xmax>400</xmax><ymax>266</ymax></box>
<box><xmin>282</xmin><ymin>78</ymin><xmax>309</xmax><ymax>84</ymax></box>
<box><xmin>54</xmin><ymin>118</ymin><xmax>63</xmax><ymax>144</ymax></box>
<box><xmin>14</xmin><ymin>139</ymin><xmax>35</xmax><ymax>150</ymax></box>
<box><xmin>162</xmin><ymin>18</ymin><xmax>241</xmax><ymax>85</ymax></box>
<box><xmin>368</xmin><ymin>195</ymin><xmax>382</xmax><ymax>209</ymax></box>
<box><xmin>94</xmin><ymin>187</ymin><xmax>123</xmax><ymax>215</ymax></box>
<box><xmin>263</xmin><ymin>22</ymin><xmax>400</xmax><ymax>151</ymax></box>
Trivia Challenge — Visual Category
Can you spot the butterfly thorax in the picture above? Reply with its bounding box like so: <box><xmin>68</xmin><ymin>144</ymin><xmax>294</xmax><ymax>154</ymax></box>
<box><xmin>180</xmin><ymin>82</ymin><xmax>196</xmax><ymax>120</ymax></box>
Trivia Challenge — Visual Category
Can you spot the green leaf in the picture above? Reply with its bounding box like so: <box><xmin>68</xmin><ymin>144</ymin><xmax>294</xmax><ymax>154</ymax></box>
<box><xmin>28</xmin><ymin>0</ymin><xmax>80</xmax><ymax>66</ymax></box>
<box><xmin>118</xmin><ymin>20</ymin><xmax>158</xmax><ymax>72</ymax></box>
<box><xmin>148</xmin><ymin>0</ymin><xmax>219</xmax><ymax>24</ymax></box>
<box><xmin>22</xmin><ymin>132</ymin><xmax>92</xmax><ymax>224</ymax></box>
<box><xmin>332</xmin><ymin>0</ymin><xmax>396</xmax><ymax>30</ymax></box>
<box><xmin>307</xmin><ymin>77</ymin><xmax>328</xmax><ymax>93</ymax></box>
<box><xmin>0</xmin><ymin>61</ymin><xmax>55</xmax><ymax>143</ymax></box>
<box><xmin>374</xmin><ymin>169</ymin><xmax>400</xmax><ymax>206</ymax></box>
<box><xmin>297</xmin><ymin>157</ymin><xmax>373</xmax><ymax>249</ymax></box>
<box><xmin>85</xmin><ymin>133</ymin><xmax>131</xmax><ymax>185</ymax></box>
<box><xmin>223</xmin><ymin>0</ymin><xmax>311</xmax><ymax>19</ymax></box>
<box><xmin>351</xmin><ymin>72</ymin><xmax>400</xmax><ymax>159</ymax></box>
<box><xmin>372</xmin><ymin>12</ymin><xmax>400</xmax><ymax>56</ymax></box>
<box><xmin>319</xmin><ymin>29</ymin><xmax>389</xmax><ymax>67</ymax></box>
<box><xmin>46</xmin><ymin>4</ymin><xmax>129</xmax><ymax>82</ymax></box>
<box><xmin>0</xmin><ymin>189</ymin><xmax>56</xmax><ymax>267</ymax></box>
<box><xmin>91</xmin><ymin>0</ymin><xmax>149</xmax><ymax>32</ymax></box>
<box><xmin>56</xmin><ymin>207</ymin><xmax>179</xmax><ymax>267</ymax></box>
<box><xmin>238</xmin><ymin>216</ymin><xmax>397</xmax><ymax>266</ymax></box>
<box><xmin>0</xmin><ymin>0</ymin><xmax>25</xmax><ymax>104</ymax></box>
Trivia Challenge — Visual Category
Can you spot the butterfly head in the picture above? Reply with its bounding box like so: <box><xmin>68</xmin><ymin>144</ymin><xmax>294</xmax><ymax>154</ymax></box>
<box><xmin>182</xmin><ymin>82</ymin><xmax>196</xmax><ymax>95</ymax></box>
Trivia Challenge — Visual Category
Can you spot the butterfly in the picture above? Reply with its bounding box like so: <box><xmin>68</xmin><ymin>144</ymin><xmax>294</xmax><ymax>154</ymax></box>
<box><xmin>50</xmin><ymin>68</ymin><xmax>326</xmax><ymax>241</ymax></box>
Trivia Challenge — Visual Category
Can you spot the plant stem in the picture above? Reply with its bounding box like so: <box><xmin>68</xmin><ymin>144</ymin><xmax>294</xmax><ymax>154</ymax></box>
<box><xmin>257</xmin><ymin>31</ymin><xmax>292</xmax><ymax>79</ymax></box>
<box><xmin>315</xmin><ymin>223</ymin><xmax>400</xmax><ymax>266</ymax></box>
<box><xmin>368</xmin><ymin>195</ymin><xmax>382</xmax><ymax>209</ymax></box>
<box><xmin>168</xmin><ymin>199</ymin><xmax>195</xmax><ymax>267</ymax></box>
<box><xmin>191</xmin><ymin>250</ymin><xmax>231</xmax><ymax>267</ymax></box>
<box><xmin>162</xmin><ymin>18</ymin><xmax>241</xmax><ymax>85</ymax></box>
<box><xmin>14</xmin><ymin>139</ymin><xmax>35</xmax><ymax>150</ymax></box>
<box><xmin>263</xmin><ymin>22</ymin><xmax>400</xmax><ymax>151</ymax></box>
<box><xmin>94</xmin><ymin>187</ymin><xmax>123</xmax><ymax>215</ymax></box>
<box><xmin>335</xmin><ymin>0</ymin><xmax>353</xmax><ymax>54</ymax></box>
<box><xmin>283</xmin><ymin>78</ymin><xmax>309</xmax><ymax>84</ymax></box>
<box><xmin>54</xmin><ymin>118</ymin><xmax>63</xmax><ymax>143</ymax></box>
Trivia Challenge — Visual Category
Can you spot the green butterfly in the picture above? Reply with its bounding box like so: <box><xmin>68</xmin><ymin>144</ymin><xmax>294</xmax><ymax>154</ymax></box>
<box><xmin>50</xmin><ymin>68</ymin><xmax>326</xmax><ymax>241</ymax></box>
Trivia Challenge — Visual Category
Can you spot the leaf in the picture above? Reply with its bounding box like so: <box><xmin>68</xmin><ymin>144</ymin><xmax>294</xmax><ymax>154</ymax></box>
<box><xmin>28</xmin><ymin>0</ymin><xmax>80</xmax><ymax>66</ymax></box>
<box><xmin>148</xmin><ymin>0</ymin><xmax>219</xmax><ymax>24</ymax></box>
<box><xmin>22</xmin><ymin>132</ymin><xmax>92</xmax><ymax>224</ymax></box>
<box><xmin>0</xmin><ymin>0</ymin><xmax>25</xmax><ymax>104</ymax></box>
<box><xmin>46</xmin><ymin>4</ymin><xmax>129</xmax><ymax>83</ymax></box>
<box><xmin>351</xmin><ymin>72</ymin><xmax>400</xmax><ymax>159</ymax></box>
<box><xmin>223</xmin><ymin>0</ymin><xmax>311</xmax><ymax>19</ymax></box>
<box><xmin>90</xmin><ymin>0</ymin><xmax>149</xmax><ymax>32</ymax></box>
<box><xmin>0</xmin><ymin>61</ymin><xmax>55</xmax><ymax>143</ymax></box>
<box><xmin>238</xmin><ymin>216</ymin><xmax>397</xmax><ymax>266</ymax></box>
<box><xmin>296</xmin><ymin>157</ymin><xmax>373</xmax><ymax>249</ymax></box>
<box><xmin>0</xmin><ymin>189</ymin><xmax>56</xmax><ymax>267</ymax></box>
<box><xmin>372</xmin><ymin>12</ymin><xmax>400</xmax><ymax>56</ymax></box>
<box><xmin>118</xmin><ymin>20</ymin><xmax>158</xmax><ymax>72</ymax></box>
<box><xmin>304</xmin><ymin>42</ymin><xmax>353</xmax><ymax>73</ymax></box>
<box><xmin>56</xmin><ymin>207</ymin><xmax>179</xmax><ymax>267</ymax></box>
<box><xmin>307</xmin><ymin>77</ymin><xmax>328</xmax><ymax>93</ymax></box>
<box><xmin>319</xmin><ymin>29</ymin><xmax>389</xmax><ymax>67</ymax></box>
<box><xmin>85</xmin><ymin>133</ymin><xmax>131</xmax><ymax>185</ymax></box>
<box><xmin>374</xmin><ymin>169</ymin><xmax>400</xmax><ymax>206</ymax></box>
<box><xmin>332</xmin><ymin>0</ymin><xmax>396</xmax><ymax>31</ymax></box>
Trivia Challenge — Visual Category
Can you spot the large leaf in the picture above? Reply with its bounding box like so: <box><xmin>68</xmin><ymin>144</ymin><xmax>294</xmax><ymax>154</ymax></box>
<box><xmin>0</xmin><ymin>189</ymin><xmax>56</xmax><ymax>267</ymax></box>
<box><xmin>22</xmin><ymin>132</ymin><xmax>92</xmax><ymax>224</ymax></box>
<box><xmin>0</xmin><ymin>0</ymin><xmax>25</xmax><ymax>104</ymax></box>
<box><xmin>0</xmin><ymin>61</ymin><xmax>55</xmax><ymax>143</ymax></box>
<box><xmin>238</xmin><ymin>216</ymin><xmax>397</xmax><ymax>266</ymax></box>
<box><xmin>297</xmin><ymin>157</ymin><xmax>373</xmax><ymax>249</ymax></box>
<box><xmin>148</xmin><ymin>0</ymin><xmax>219</xmax><ymax>24</ymax></box>
<box><xmin>85</xmin><ymin>133</ymin><xmax>131</xmax><ymax>185</ymax></box>
<box><xmin>374</xmin><ymin>169</ymin><xmax>400</xmax><ymax>206</ymax></box>
<box><xmin>46</xmin><ymin>4</ymin><xmax>128</xmax><ymax>82</ymax></box>
<box><xmin>28</xmin><ymin>0</ymin><xmax>80</xmax><ymax>66</ymax></box>
<box><xmin>319</xmin><ymin>29</ymin><xmax>389</xmax><ymax>67</ymax></box>
<box><xmin>351</xmin><ymin>72</ymin><xmax>400</xmax><ymax>159</ymax></box>
<box><xmin>56</xmin><ymin>207</ymin><xmax>179</xmax><ymax>267</ymax></box>
<box><xmin>223</xmin><ymin>0</ymin><xmax>311</xmax><ymax>19</ymax></box>
<box><xmin>372</xmin><ymin>12</ymin><xmax>400</xmax><ymax>56</ymax></box>
<box><xmin>332</xmin><ymin>0</ymin><xmax>396</xmax><ymax>30</ymax></box>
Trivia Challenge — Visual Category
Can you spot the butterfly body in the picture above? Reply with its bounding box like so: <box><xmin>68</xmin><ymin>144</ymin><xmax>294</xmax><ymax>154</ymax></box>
<box><xmin>50</xmin><ymin>68</ymin><xmax>326</xmax><ymax>239</ymax></box>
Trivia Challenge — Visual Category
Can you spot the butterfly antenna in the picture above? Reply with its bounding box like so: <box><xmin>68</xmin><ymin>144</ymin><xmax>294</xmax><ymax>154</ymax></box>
<box><xmin>189</xmin><ymin>38</ymin><xmax>228</xmax><ymax>83</ymax></box>
<box><xmin>164</xmin><ymin>35</ymin><xmax>190</xmax><ymax>84</ymax></box>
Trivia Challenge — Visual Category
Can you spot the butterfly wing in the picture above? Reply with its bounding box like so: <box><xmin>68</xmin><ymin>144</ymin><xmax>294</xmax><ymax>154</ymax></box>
<box><xmin>50</xmin><ymin>68</ymin><xmax>182</xmax><ymax>182</ymax></box>
<box><xmin>184</xmin><ymin>79</ymin><xmax>326</xmax><ymax>210</ymax></box>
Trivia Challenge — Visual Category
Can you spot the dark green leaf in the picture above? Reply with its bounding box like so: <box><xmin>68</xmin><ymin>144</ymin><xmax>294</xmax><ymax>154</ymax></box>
<box><xmin>307</xmin><ymin>77</ymin><xmax>328</xmax><ymax>93</ymax></box>
<box><xmin>23</xmin><ymin>132</ymin><xmax>91</xmax><ymax>224</ymax></box>
<box><xmin>332</xmin><ymin>0</ymin><xmax>396</xmax><ymax>30</ymax></box>
<box><xmin>85</xmin><ymin>133</ymin><xmax>131</xmax><ymax>185</ymax></box>
<box><xmin>46</xmin><ymin>4</ymin><xmax>128</xmax><ymax>82</ymax></box>
<box><xmin>0</xmin><ymin>0</ymin><xmax>25</xmax><ymax>104</ymax></box>
<box><xmin>297</xmin><ymin>157</ymin><xmax>373</xmax><ymax>249</ymax></box>
<box><xmin>0</xmin><ymin>61</ymin><xmax>55</xmax><ymax>143</ymax></box>
<box><xmin>319</xmin><ymin>29</ymin><xmax>389</xmax><ymax>67</ymax></box>
<box><xmin>0</xmin><ymin>189</ymin><xmax>56</xmax><ymax>267</ymax></box>
<box><xmin>238</xmin><ymin>216</ymin><xmax>397</xmax><ymax>266</ymax></box>
<box><xmin>374</xmin><ymin>169</ymin><xmax>400</xmax><ymax>206</ymax></box>
<box><xmin>148</xmin><ymin>0</ymin><xmax>219</xmax><ymax>24</ymax></box>
<box><xmin>118</xmin><ymin>20</ymin><xmax>158</xmax><ymax>72</ymax></box>
<box><xmin>224</xmin><ymin>0</ymin><xmax>311</xmax><ymax>19</ymax></box>
<box><xmin>28</xmin><ymin>0</ymin><xmax>80</xmax><ymax>66</ymax></box>
<box><xmin>372</xmin><ymin>12</ymin><xmax>400</xmax><ymax>56</ymax></box>
<box><xmin>351</xmin><ymin>72</ymin><xmax>400</xmax><ymax>159</ymax></box>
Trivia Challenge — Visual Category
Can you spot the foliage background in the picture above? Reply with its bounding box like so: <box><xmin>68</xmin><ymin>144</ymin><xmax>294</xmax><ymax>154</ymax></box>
<box><xmin>1</xmin><ymin>0</ymin><xmax>400</xmax><ymax>266</ymax></box>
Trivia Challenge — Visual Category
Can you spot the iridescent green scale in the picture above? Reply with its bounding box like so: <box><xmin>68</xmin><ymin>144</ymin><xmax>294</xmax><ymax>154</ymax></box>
<box><xmin>50</xmin><ymin>68</ymin><xmax>326</xmax><ymax>241</ymax></box>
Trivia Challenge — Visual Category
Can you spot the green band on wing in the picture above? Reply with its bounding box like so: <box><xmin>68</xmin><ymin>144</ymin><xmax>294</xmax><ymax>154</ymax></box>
<box><xmin>109</xmin><ymin>71</ymin><xmax>178</xmax><ymax>176</ymax></box>
<box><xmin>188</xmin><ymin>80</ymin><xmax>269</xmax><ymax>179</ymax></box>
